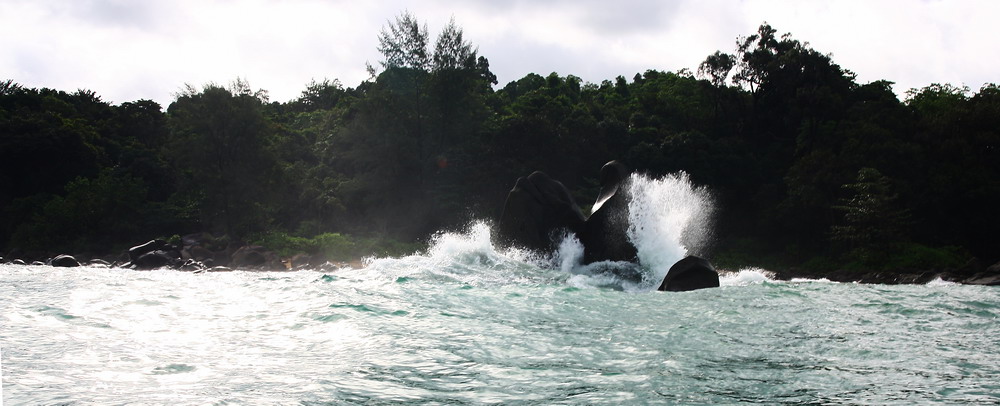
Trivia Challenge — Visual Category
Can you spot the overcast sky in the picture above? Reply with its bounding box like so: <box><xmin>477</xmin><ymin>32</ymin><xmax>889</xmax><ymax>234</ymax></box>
<box><xmin>2</xmin><ymin>0</ymin><xmax>997</xmax><ymax>106</ymax></box>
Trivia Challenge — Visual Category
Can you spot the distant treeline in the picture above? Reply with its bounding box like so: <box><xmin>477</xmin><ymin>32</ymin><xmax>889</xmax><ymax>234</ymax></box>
<box><xmin>2</xmin><ymin>18</ymin><xmax>998</xmax><ymax>271</ymax></box>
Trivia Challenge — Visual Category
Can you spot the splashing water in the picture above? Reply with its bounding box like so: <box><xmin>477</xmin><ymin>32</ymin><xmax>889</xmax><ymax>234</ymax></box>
<box><xmin>553</xmin><ymin>171</ymin><xmax>714</xmax><ymax>291</ymax></box>
<box><xmin>626</xmin><ymin>172</ymin><xmax>714</xmax><ymax>283</ymax></box>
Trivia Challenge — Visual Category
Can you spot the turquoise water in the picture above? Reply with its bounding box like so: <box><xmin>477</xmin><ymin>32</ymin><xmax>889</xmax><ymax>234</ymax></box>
<box><xmin>3</xmin><ymin>237</ymin><xmax>999</xmax><ymax>404</ymax></box>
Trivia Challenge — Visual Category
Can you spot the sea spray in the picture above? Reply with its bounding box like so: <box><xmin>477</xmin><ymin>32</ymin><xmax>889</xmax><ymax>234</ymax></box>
<box><xmin>360</xmin><ymin>222</ymin><xmax>560</xmax><ymax>287</ymax></box>
<box><xmin>626</xmin><ymin>172</ymin><xmax>714</xmax><ymax>283</ymax></box>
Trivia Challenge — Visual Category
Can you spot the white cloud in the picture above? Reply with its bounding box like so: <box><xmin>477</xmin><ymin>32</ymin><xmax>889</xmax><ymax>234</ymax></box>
<box><xmin>1</xmin><ymin>0</ymin><xmax>997</xmax><ymax>106</ymax></box>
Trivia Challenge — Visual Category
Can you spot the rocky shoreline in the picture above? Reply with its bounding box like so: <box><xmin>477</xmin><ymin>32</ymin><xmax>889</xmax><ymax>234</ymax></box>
<box><xmin>1</xmin><ymin>232</ymin><xmax>362</xmax><ymax>273</ymax></box>
<box><xmin>765</xmin><ymin>258</ymin><xmax>1000</xmax><ymax>286</ymax></box>
<box><xmin>4</xmin><ymin>245</ymin><xmax>999</xmax><ymax>287</ymax></box>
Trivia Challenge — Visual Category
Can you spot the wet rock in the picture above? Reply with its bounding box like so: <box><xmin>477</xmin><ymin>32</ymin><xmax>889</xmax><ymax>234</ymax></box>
<box><xmin>497</xmin><ymin>171</ymin><xmax>587</xmax><ymax>252</ymax></box>
<box><xmin>50</xmin><ymin>255</ymin><xmax>80</xmax><ymax>267</ymax></box>
<box><xmin>129</xmin><ymin>240</ymin><xmax>170</xmax><ymax>263</ymax></box>
<box><xmin>208</xmin><ymin>266</ymin><xmax>233</xmax><ymax>272</ymax></box>
<box><xmin>12</xmin><ymin>259</ymin><xmax>26</xmax><ymax>265</ymax></box>
<box><xmin>658</xmin><ymin>256</ymin><xmax>720</xmax><ymax>292</ymax></box>
<box><xmin>88</xmin><ymin>259</ymin><xmax>112</xmax><ymax>268</ymax></box>
<box><xmin>179</xmin><ymin>259</ymin><xmax>205</xmax><ymax>272</ymax></box>
<box><xmin>581</xmin><ymin>161</ymin><xmax>637</xmax><ymax>263</ymax></box>
<box><xmin>134</xmin><ymin>250</ymin><xmax>177</xmax><ymax>270</ymax></box>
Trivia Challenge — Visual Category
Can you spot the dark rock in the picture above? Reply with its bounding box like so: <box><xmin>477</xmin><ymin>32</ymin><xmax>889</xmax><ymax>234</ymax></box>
<box><xmin>31</xmin><ymin>261</ymin><xmax>45</xmax><ymax>266</ymax></box>
<box><xmin>290</xmin><ymin>253</ymin><xmax>312</xmax><ymax>269</ymax></box>
<box><xmin>658</xmin><ymin>256</ymin><xmax>720</xmax><ymax>292</ymax></box>
<box><xmin>88</xmin><ymin>259</ymin><xmax>112</xmax><ymax>268</ymax></box>
<box><xmin>964</xmin><ymin>261</ymin><xmax>1000</xmax><ymax>285</ymax></box>
<box><xmin>50</xmin><ymin>254</ymin><xmax>80</xmax><ymax>267</ymax></box>
<box><xmin>231</xmin><ymin>246</ymin><xmax>267</xmax><ymax>268</ymax></box>
<box><xmin>128</xmin><ymin>240</ymin><xmax>169</xmax><ymax>263</ymax></box>
<box><xmin>208</xmin><ymin>266</ymin><xmax>233</xmax><ymax>272</ymax></box>
<box><xmin>134</xmin><ymin>250</ymin><xmax>177</xmax><ymax>270</ymax></box>
<box><xmin>581</xmin><ymin>161</ymin><xmax>636</xmax><ymax>263</ymax></box>
<box><xmin>497</xmin><ymin>171</ymin><xmax>587</xmax><ymax>252</ymax></box>
<box><xmin>186</xmin><ymin>246</ymin><xmax>214</xmax><ymax>261</ymax></box>
<box><xmin>12</xmin><ymin>259</ymin><xmax>26</xmax><ymax>265</ymax></box>
<box><xmin>179</xmin><ymin>259</ymin><xmax>205</xmax><ymax>272</ymax></box>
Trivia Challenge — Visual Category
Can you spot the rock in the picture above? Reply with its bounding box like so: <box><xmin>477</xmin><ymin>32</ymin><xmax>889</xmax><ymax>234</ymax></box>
<box><xmin>497</xmin><ymin>171</ymin><xmax>587</xmax><ymax>252</ymax></box>
<box><xmin>134</xmin><ymin>250</ymin><xmax>177</xmax><ymax>270</ymax></box>
<box><xmin>50</xmin><ymin>254</ymin><xmax>80</xmax><ymax>267</ymax></box>
<box><xmin>179</xmin><ymin>259</ymin><xmax>205</xmax><ymax>272</ymax></box>
<box><xmin>581</xmin><ymin>161</ymin><xmax>637</xmax><ymax>263</ymax></box>
<box><xmin>658</xmin><ymin>256</ymin><xmax>720</xmax><ymax>292</ymax></box>
<box><xmin>963</xmin><ymin>261</ymin><xmax>1000</xmax><ymax>285</ymax></box>
<box><xmin>88</xmin><ymin>259</ymin><xmax>111</xmax><ymax>268</ymax></box>
<box><xmin>231</xmin><ymin>246</ymin><xmax>267</xmax><ymax>268</ymax></box>
<box><xmin>31</xmin><ymin>261</ymin><xmax>45</xmax><ymax>266</ymax></box>
<box><xmin>128</xmin><ymin>240</ymin><xmax>169</xmax><ymax>263</ymax></box>
<box><xmin>13</xmin><ymin>259</ymin><xmax>26</xmax><ymax>265</ymax></box>
<box><xmin>183</xmin><ymin>246</ymin><xmax>214</xmax><ymax>262</ymax></box>
<box><xmin>208</xmin><ymin>266</ymin><xmax>233</xmax><ymax>272</ymax></box>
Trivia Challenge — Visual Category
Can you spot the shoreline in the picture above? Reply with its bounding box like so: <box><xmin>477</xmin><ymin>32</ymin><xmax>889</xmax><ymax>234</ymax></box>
<box><xmin>4</xmin><ymin>252</ymin><xmax>998</xmax><ymax>287</ymax></box>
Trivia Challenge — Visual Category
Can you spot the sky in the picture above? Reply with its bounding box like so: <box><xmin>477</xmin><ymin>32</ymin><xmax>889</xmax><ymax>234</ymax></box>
<box><xmin>2</xmin><ymin>0</ymin><xmax>998</xmax><ymax>106</ymax></box>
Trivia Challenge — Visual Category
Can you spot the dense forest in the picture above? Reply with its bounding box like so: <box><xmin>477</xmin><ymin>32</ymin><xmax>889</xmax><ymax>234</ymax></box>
<box><xmin>2</xmin><ymin>17</ymin><xmax>998</xmax><ymax>274</ymax></box>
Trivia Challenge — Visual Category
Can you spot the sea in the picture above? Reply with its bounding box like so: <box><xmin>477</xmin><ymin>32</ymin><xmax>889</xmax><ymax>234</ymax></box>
<box><xmin>2</xmin><ymin>174</ymin><xmax>998</xmax><ymax>405</ymax></box>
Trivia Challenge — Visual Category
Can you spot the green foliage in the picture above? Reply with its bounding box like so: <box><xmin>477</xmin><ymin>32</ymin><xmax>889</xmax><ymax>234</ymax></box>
<box><xmin>831</xmin><ymin>168</ymin><xmax>910</xmax><ymax>264</ymax></box>
<box><xmin>252</xmin><ymin>231</ymin><xmax>423</xmax><ymax>261</ymax></box>
<box><xmin>10</xmin><ymin>168</ymin><xmax>150</xmax><ymax>252</ymax></box>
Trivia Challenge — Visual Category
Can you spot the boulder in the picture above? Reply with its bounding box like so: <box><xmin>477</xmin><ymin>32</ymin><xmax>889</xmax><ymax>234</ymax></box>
<box><xmin>50</xmin><ymin>254</ymin><xmax>80</xmax><ymax>267</ymax></box>
<box><xmin>179</xmin><ymin>259</ymin><xmax>205</xmax><ymax>272</ymax></box>
<box><xmin>134</xmin><ymin>250</ymin><xmax>177</xmax><ymax>270</ymax></box>
<box><xmin>12</xmin><ymin>259</ymin><xmax>26</xmax><ymax>265</ymax></box>
<box><xmin>128</xmin><ymin>240</ymin><xmax>169</xmax><ymax>263</ymax></box>
<box><xmin>581</xmin><ymin>161</ymin><xmax>637</xmax><ymax>263</ymax></box>
<box><xmin>497</xmin><ymin>171</ymin><xmax>587</xmax><ymax>252</ymax></box>
<box><xmin>88</xmin><ymin>259</ymin><xmax>112</xmax><ymax>268</ymax></box>
<box><xmin>231</xmin><ymin>246</ymin><xmax>267</xmax><ymax>268</ymax></box>
<box><xmin>658</xmin><ymin>256</ymin><xmax>720</xmax><ymax>292</ymax></box>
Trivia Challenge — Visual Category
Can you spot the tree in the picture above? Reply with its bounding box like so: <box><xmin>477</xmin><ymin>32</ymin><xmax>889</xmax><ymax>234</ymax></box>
<box><xmin>831</xmin><ymin>168</ymin><xmax>909</xmax><ymax>263</ymax></box>
<box><xmin>376</xmin><ymin>11</ymin><xmax>430</xmax><ymax>71</ymax></box>
<box><xmin>166</xmin><ymin>80</ymin><xmax>277</xmax><ymax>238</ymax></box>
<box><xmin>432</xmin><ymin>17</ymin><xmax>477</xmax><ymax>71</ymax></box>
<box><xmin>698</xmin><ymin>51</ymin><xmax>735</xmax><ymax>87</ymax></box>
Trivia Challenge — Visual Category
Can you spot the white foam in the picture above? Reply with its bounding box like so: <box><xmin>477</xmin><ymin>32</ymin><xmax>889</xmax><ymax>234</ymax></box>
<box><xmin>626</xmin><ymin>172</ymin><xmax>714</xmax><ymax>282</ymax></box>
<box><xmin>926</xmin><ymin>277</ymin><xmax>957</xmax><ymax>287</ymax></box>
<box><xmin>720</xmin><ymin>268</ymin><xmax>774</xmax><ymax>286</ymax></box>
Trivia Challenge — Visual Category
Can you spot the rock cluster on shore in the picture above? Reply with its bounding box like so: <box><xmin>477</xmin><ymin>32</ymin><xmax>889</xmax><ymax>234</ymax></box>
<box><xmin>1</xmin><ymin>232</ymin><xmax>353</xmax><ymax>273</ymax></box>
